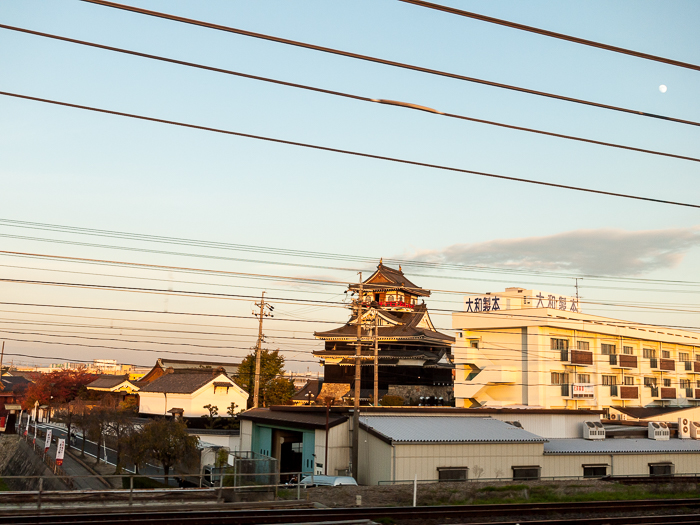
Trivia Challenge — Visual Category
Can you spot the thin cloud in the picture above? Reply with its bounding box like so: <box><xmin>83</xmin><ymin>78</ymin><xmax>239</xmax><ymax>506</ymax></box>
<box><xmin>408</xmin><ymin>227</ymin><xmax>700</xmax><ymax>276</ymax></box>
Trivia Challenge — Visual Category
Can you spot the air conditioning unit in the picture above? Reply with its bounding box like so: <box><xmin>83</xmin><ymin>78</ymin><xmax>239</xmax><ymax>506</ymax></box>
<box><xmin>690</xmin><ymin>421</ymin><xmax>700</xmax><ymax>440</ymax></box>
<box><xmin>583</xmin><ymin>421</ymin><xmax>605</xmax><ymax>440</ymax></box>
<box><xmin>609</xmin><ymin>413</ymin><xmax>617</xmax><ymax>420</ymax></box>
<box><xmin>678</xmin><ymin>417</ymin><xmax>691</xmax><ymax>439</ymax></box>
<box><xmin>648</xmin><ymin>422</ymin><xmax>670</xmax><ymax>440</ymax></box>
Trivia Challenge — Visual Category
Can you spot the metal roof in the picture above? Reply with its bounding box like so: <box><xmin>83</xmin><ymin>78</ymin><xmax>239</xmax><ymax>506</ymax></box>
<box><xmin>360</xmin><ymin>415</ymin><xmax>545</xmax><ymax>444</ymax></box>
<box><xmin>544</xmin><ymin>438</ymin><xmax>700</xmax><ymax>454</ymax></box>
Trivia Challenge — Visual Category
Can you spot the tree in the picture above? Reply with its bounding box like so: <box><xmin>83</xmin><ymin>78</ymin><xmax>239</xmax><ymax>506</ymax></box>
<box><xmin>123</xmin><ymin>429</ymin><xmax>149</xmax><ymax>475</ymax></box>
<box><xmin>264</xmin><ymin>378</ymin><xmax>295</xmax><ymax>406</ymax></box>
<box><xmin>380</xmin><ymin>395</ymin><xmax>404</xmax><ymax>407</ymax></box>
<box><xmin>23</xmin><ymin>369</ymin><xmax>98</xmax><ymax>410</ymax></box>
<box><xmin>141</xmin><ymin>418</ymin><xmax>199</xmax><ymax>483</ymax></box>
<box><xmin>202</xmin><ymin>404</ymin><xmax>219</xmax><ymax>429</ymax></box>
<box><xmin>106</xmin><ymin>403</ymin><xmax>136</xmax><ymax>473</ymax></box>
<box><xmin>235</xmin><ymin>349</ymin><xmax>288</xmax><ymax>407</ymax></box>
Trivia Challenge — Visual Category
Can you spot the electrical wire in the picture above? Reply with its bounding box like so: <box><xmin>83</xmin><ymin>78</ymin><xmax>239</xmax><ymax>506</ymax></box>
<box><xmin>3</xmin><ymin>24</ymin><xmax>698</xmax><ymax>163</ymax></box>
<box><xmin>79</xmin><ymin>0</ymin><xmax>700</xmax><ymax>127</ymax></box>
<box><xmin>4</xmin><ymin>218</ymin><xmax>700</xmax><ymax>287</ymax></box>
<box><xmin>399</xmin><ymin>0</ymin><xmax>700</xmax><ymax>72</ymax></box>
<box><xmin>2</xmin><ymin>91</ymin><xmax>698</xmax><ymax>208</ymax></box>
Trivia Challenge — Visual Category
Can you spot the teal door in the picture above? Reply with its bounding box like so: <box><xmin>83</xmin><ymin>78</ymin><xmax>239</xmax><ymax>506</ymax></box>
<box><xmin>302</xmin><ymin>430</ymin><xmax>315</xmax><ymax>474</ymax></box>
<box><xmin>253</xmin><ymin>425</ymin><xmax>272</xmax><ymax>457</ymax></box>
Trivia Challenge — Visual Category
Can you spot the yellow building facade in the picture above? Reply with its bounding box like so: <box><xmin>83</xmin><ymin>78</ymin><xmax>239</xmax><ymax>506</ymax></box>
<box><xmin>452</xmin><ymin>288</ymin><xmax>700</xmax><ymax>413</ymax></box>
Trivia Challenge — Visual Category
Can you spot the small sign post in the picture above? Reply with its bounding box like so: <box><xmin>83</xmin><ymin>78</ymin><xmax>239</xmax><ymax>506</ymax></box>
<box><xmin>56</xmin><ymin>438</ymin><xmax>65</xmax><ymax>466</ymax></box>
<box><xmin>44</xmin><ymin>429</ymin><xmax>52</xmax><ymax>455</ymax></box>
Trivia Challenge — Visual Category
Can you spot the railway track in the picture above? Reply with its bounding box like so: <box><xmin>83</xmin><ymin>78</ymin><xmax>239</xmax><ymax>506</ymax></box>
<box><xmin>3</xmin><ymin>498</ymin><xmax>700</xmax><ymax>525</ymax></box>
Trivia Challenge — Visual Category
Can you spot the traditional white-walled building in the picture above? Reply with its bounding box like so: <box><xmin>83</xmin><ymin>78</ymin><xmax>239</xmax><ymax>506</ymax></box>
<box><xmin>86</xmin><ymin>374</ymin><xmax>140</xmax><ymax>393</ymax></box>
<box><xmin>452</xmin><ymin>287</ymin><xmax>700</xmax><ymax>413</ymax></box>
<box><xmin>138</xmin><ymin>369</ymin><xmax>248</xmax><ymax>418</ymax></box>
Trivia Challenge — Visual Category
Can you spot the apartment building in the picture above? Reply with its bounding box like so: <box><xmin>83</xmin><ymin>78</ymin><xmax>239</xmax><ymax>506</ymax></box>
<box><xmin>452</xmin><ymin>287</ymin><xmax>700</xmax><ymax>413</ymax></box>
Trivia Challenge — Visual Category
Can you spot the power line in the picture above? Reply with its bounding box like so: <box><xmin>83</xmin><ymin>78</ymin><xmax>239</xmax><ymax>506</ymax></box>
<box><xmin>3</xmin><ymin>24</ymin><xmax>698</xmax><ymax>164</ymax></box>
<box><xmin>2</xmin><ymin>92</ymin><xmax>698</xmax><ymax>209</ymax></box>
<box><xmin>79</xmin><ymin>0</ymin><xmax>700</xmax><ymax>128</ymax></box>
<box><xmin>3</xmin><ymin>219</ymin><xmax>700</xmax><ymax>287</ymax></box>
<box><xmin>400</xmin><ymin>0</ymin><xmax>700</xmax><ymax>72</ymax></box>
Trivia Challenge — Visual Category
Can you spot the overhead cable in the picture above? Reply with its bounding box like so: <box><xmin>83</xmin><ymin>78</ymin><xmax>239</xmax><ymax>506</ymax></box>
<box><xmin>2</xmin><ymin>24</ymin><xmax>698</xmax><ymax>163</ymax></box>
<box><xmin>400</xmin><ymin>0</ymin><xmax>700</xmax><ymax>72</ymax></box>
<box><xmin>79</xmin><ymin>0</ymin><xmax>700</xmax><ymax>127</ymax></box>
<box><xmin>2</xmin><ymin>91</ymin><xmax>698</xmax><ymax>208</ymax></box>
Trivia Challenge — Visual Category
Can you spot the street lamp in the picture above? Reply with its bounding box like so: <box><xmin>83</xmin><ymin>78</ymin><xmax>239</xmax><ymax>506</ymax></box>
<box><xmin>305</xmin><ymin>392</ymin><xmax>315</xmax><ymax>405</ymax></box>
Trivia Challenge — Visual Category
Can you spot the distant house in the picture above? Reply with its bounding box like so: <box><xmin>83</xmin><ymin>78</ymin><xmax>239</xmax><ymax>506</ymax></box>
<box><xmin>138</xmin><ymin>368</ymin><xmax>248</xmax><ymax>418</ymax></box>
<box><xmin>86</xmin><ymin>374</ymin><xmax>140</xmax><ymax>393</ymax></box>
<box><xmin>139</xmin><ymin>358</ymin><xmax>241</xmax><ymax>385</ymax></box>
<box><xmin>292</xmin><ymin>380</ymin><xmax>324</xmax><ymax>406</ymax></box>
<box><xmin>0</xmin><ymin>375</ymin><xmax>31</xmax><ymax>434</ymax></box>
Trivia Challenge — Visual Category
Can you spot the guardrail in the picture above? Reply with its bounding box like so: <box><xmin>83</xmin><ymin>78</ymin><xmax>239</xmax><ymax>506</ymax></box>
<box><xmin>0</xmin><ymin>469</ymin><xmax>315</xmax><ymax>511</ymax></box>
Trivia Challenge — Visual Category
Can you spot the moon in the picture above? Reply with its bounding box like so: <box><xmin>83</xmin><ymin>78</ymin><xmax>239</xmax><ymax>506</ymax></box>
<box><xmin>659</xmin><ymin>84</ymin><xmax>667</xmax><ymax>93</ymax></box>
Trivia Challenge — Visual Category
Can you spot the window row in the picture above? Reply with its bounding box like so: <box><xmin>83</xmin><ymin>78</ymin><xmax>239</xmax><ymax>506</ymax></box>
<box><xmin>552</xmin><ymin>373</ymin><xmax>700</xmax><ymax>387</ymax></box>
<box><xmin>438</xmin><ymin>463</ymin><xmax>674</xmax><ymax>481</ymax></box>
<box><xmin>551</xmin><ymin>338</ymin><xmax>697</xmax><ymax>360</ymax></box>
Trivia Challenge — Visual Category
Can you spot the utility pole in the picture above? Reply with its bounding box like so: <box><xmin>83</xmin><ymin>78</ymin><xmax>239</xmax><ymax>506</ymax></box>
<box><xmin>0</xmin><ymin>341</ymin><xmax>4</xmax><ymax>387</ymax></box>
<box><xmin>352</xmin><ymin>273</ymin><xmax>363</xmax><ymax>481</ymax></box>
<box><xmin>373</xmin><ymin>315</ymin><xmax>379</xmax><ymax>406</ymax></box>
<box><xmin>252</xmin><ymin>292</ymin><xmax>273</xmax><ymax>408</ymax></box>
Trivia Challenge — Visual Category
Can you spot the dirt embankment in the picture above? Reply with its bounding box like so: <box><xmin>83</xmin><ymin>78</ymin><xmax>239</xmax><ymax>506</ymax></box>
<box><xmin>0</xmin><ymin>435</ymin><xmax>68</xmax><ymax>491</ymax></box>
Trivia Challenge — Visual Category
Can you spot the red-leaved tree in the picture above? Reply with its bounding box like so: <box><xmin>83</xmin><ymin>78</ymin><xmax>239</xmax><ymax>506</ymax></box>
<box><xmin>23</xmin><ymin>369</ymin><xmax>99</xmax><ymax>409</ymax></box>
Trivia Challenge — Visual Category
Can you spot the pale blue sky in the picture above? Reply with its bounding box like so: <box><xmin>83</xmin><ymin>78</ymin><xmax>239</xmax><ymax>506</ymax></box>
<box><xmin>0</xmin><ymin>1</ymin><xmax>698</xmax><ymax>370</ymax></box>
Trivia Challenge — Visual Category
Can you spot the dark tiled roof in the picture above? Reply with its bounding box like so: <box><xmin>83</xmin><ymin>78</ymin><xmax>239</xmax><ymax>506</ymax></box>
<box><xmin>238</xmin><ymin>407</ymin><xmax>348</xmax><ymax>430</ymax></box>
<box><xmin>349</xmin><ymin>263</ymin><xmax>430</xmax><ymax>297</ymax></box>
<box><xmin>614</xmin><ymin>406</ymin><xmax>694</xmax><ymax>419</ymax></box>
<box><xmin>315</xmin><ymin>308</ymin><xmax>454</xmax><ymax>344</ymax></box>
<box><xmin>292</xmin><ymin>380</ymin><xmax>324</xmax><ymax>401</ymax></box>
<box><xmin>139</xmin><ymin>371</ymin><xmax>231</xmax><ymax>394</ymax></box>
<box><xmin>159</xmin><ymin>359</ymin><xmax>240</xmax><ymax>374</ymax></box>
<box><xmin>87</xmin><ymin>375</ymin><xmax>133</xmax><ymax>389</ymax></box>
<box><xmin>0</xmin><ymin>376</ymin><xmax>30</xmax><ymax>390</ymax></box>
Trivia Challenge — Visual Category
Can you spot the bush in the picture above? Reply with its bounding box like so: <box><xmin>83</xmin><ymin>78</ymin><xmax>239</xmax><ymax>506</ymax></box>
<box><xmin>379</xmin><ymin>395</ymin><xmax>404</xmax><ymax>407</ymax></box>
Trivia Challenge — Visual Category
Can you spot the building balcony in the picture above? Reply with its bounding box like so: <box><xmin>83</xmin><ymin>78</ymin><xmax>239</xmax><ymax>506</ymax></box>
<box><xmin>660</xmin><ymin>387</ymin><xmax>676</xmax><ymax>399</ymax></box>
<box><xmin>561</xmin><ymin>383</ymin><xmax>595</xmax><ymax>399</ymax></box>
<box><xmin>569</xmin><ymin>350</ymin><xmax>593</xmax><ymax>366</ymax></box>
<box><xmin>696</xmin><ymin>388</ymin><xmax>700</xmax><ymax>399</ymax></box>
<box><xmin>695</xmin><ymin>362</ymin><xmax>700</xmax><ymax>373</ymax></box>
<box><xmin>610</xmin><ymin>355</ymin><xmax>637</xmax><ymax>369</ymax></box>
<box><xmin>620</xmin><ymin>386</ymin><xmax>638</xmax><ymax>399</ymax></box>
<box><xmin>649</xmin><ymin>386</ymin><xmax>659</xmax><ymax>398</ymax></box>
<box><xmin>660</xmin><ymin>359</ymin><xmax>675</xmax><ymax>371</ymax></box>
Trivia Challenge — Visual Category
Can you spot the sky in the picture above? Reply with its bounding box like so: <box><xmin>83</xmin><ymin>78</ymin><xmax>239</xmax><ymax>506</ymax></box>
<box><xmin>0</xmin><ymin>0</ymin><xmax>699</xmax><ymax>372</ymax></box>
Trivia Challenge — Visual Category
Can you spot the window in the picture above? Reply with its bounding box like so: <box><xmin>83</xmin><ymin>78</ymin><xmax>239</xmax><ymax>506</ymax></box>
<box><xmin>551</xmin><ymin>338</ymin><xmax>569</xmax><ymax>350</ymax></box>
<box><xmin>644</xmin><ymin>377</ymin><xmax>657</xmax><ymax>387</ymax></box>
<box><xmin>551</xmin><ymin>372</ymin><xmax>569</xmax><ymax>385</ymax></box>
<box><xmin>583</xmin><ymin>465</ymin><xmax>608</xmax><ymax>478</ymax></box>
<box><xmin>387</xmin><ymin>294</ymin><xmax>395</xmax><ymax>302</ymax></box>
<box><xmin>662</xmin><ymin>350</ymin><xmax>671</xmax><ymax>359</ymax></box>
<box><xmin>623</xmin><ymin>346</ymin><xmax>633</xmax><ymax>355</ymax></box>
<box><xmin>696</xmin><ymin>354</ymin><xmax>700</xmax><ymax>362</ymax></box>
<box><xmin>624</xmin><ymin>377</ymin><xmax>635</xmax><ymax>385</ymax></box>
<box><xmin>438</xmin><ymin>467</ymin><xmax>468</xmax><ymax>481</ymax></box>
<box><xmin>681</xmin><ymin>379</ymin><xmax>691</xmax><ymax>388</ymax></box>
<box><xmin>470</xmin><ymin>341</ymin><xmax>479</xmax><ymax>348</ymax></box>
<box><xmin>680</xmin><ymin>353</ymin><xmax>690</xmax><ymax>362</ymax></box>
<box><xmin>697</xmin><ymin>380</ymin><xmax>700</xmax><ymax>388</ymax></box>
<box><xmin>649</xmin><ymin>463</ymin><xmax>674</xmax><ymax>476</ymax></box>
<box><xmin>512</xmin><ymin>466</ymin><xmax>541</xmax><ymax>480</ymax></box>
<box><xmin>663</xmin><ymin>378</ymin><xmax>672</xmax><ymax>387</ymax></box>
<box><xmin>577</xmin><ymin>374</ymin><xmax>591</xmax><ymax>383</ymax></box>
<box><xmin>602</xmin><ymin>375</ymin><xmax>617</xmax><ymax>386</ymax></box>
<box><xmin>643</xmin><ymin>348</ymin><xmax>656</xmax><ymax>359</ymax></box>
<box><xmin>577</xmin><ymin>341</ymin><xmax>590</xmax><ymax>350</ymax></box>
<box><xmin>601</xmin><ymin>344</ymin><xmax>616</xmax><ymax>355</ymax></box>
